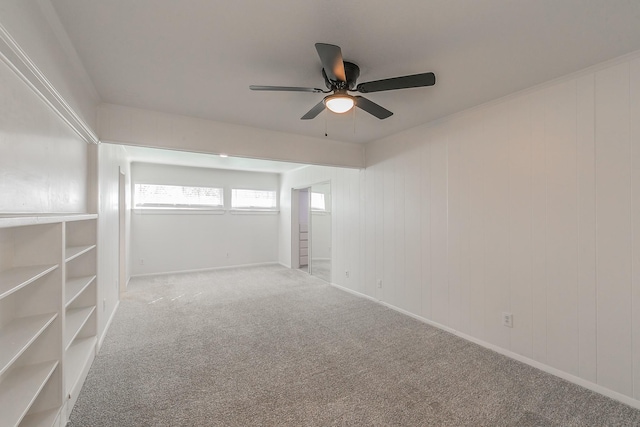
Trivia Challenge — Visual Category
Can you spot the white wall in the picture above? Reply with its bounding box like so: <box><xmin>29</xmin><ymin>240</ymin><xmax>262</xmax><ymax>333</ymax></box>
<box><xmin>310</xmin><ymin>182</ymin><xmax>332</xmax><ymax>260</ymax></box>
<box><xmin>279</xmin><ymin>165</ymin><xmax>364</xmax><ymax>291</ymax></box>
<box><xmin>131</xmin><ymin>162</ymin><xmax>280</xmax><ymax>275</ymax></box>
<box><xmin>98</xmin><ymin>103</ymin><xmax>365</xmax><ymax>168</ymax></box>
<box><xmin>0</xmin><ymin>56</ymin><xmax>87</xmax><ymax>213</ymax></box>
<box><xmin>96</xmin><ymin>143</ymin><xmax>131</xmax><ymax>345</ymax></box>
<box><xmin>288</xmin><ymin>53</ymin><xmax>639</xmax><ymax>408</ymax></box>
<box><xmin>0</xmin><ymin>2</ymin><xmax>125</xmax><ymax>351</ymax></box>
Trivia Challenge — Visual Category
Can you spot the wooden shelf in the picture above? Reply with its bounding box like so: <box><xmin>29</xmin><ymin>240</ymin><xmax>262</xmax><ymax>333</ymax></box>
<box><xmin>0</xmin><ymin>215</ymin><xmax>98</xmax><ymax>426</ymax></box>
<box><xmin>0</xmin><ymin>360</ymin><xmax>58</xmax><ymax>427</ymax></box>
<box><xmin>0</xmin><ymin>313</ymin><xmax>57</xmax><ymax>376</ymax></box>
<box><xmin>0</xmin><ymin>265</ymin><xmax>58</xmax><ymax>300</ymax></box>
<box><xmin>65</xmin><ymin>275</ymin><xmax>96</xmax><ymax>307</ymax></box>
<box><xmin>20</xmin><ymin>408</ymin><xmax>59</xmax><ymax>427</ymax></box>
<box><xmin>64</xmin><ymin>245</ymin><xmax>96</xmax><ymax>263</ymax></box>
<box><xmin>65</xmin><ymin>337</ymin><xmax>96</xmax><ymax>392</ymax></box>
<box><xmin>0</xmin><ymin>214</ymin><xmax>96</xmax><ymax>229</ymax></box>
<box><xmin>64</xmin><ymin>307</ymin><xmax>95</xmax><ymax>350</ymax></box>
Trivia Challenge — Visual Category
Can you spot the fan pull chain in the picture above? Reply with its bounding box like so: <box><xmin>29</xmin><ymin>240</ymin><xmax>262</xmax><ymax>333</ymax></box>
<box><xmin>353</xmin><ymin>105</ymin><xmax>356</xmax><ymax>134</ymax></box>
<box><xmin>324</xmin><ymin>111</ymin><xmax>328</xmax><ymax>137</ymax></box>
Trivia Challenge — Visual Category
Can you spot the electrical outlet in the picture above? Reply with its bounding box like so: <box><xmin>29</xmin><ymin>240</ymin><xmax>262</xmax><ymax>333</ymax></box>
<box><xmin>345</xmin><ymin>271</ymin><xmax>350</xmax><ymax>278</ymax></box>
<box><xmin>377</xmin><ymin>279</ymin><xmax>383</xmax><ymax>288</ymax></box>
<box><xmin>502</xmin><ymin>312</ymin><xmax>513</xmax><ymax>328</ymax></box>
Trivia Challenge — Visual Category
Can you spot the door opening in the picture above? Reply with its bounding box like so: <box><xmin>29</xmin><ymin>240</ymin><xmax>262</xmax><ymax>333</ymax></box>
<box><xmin>291</xmin><ymin>187</ymin><xmax>310</xmax><ymax>272</ymax></box>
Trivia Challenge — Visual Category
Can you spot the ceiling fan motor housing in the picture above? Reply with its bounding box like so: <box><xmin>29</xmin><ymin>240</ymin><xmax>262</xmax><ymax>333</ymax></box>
<box><xmin>323</xmin><ymin>61</ymin><xmax>360</xmax><ymax>91</ymax></box>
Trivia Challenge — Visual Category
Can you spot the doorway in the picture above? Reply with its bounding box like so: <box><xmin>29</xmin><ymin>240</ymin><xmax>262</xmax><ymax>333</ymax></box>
<box><xmin>291</xmin><ymin>182</ymin><xmax>331</xmax><ymax>283</ymax></box>
<box><xmin>291</xmin><ymin>187</ymin><xmax>310</xmax><ymax>272</ymax></box>
<box><xmin>308</xmin><ymin>181</ymin><xmax>331</xmax><ymax>283</ymax></box>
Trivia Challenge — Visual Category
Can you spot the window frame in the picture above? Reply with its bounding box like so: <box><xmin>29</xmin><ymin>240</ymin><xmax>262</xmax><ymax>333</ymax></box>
<box><xmin>133</xmin><ymin>183</ymin><xmax>225</xmax><ymax>212</ymax></box>
<box><xmin>230</xmin><ymin>188</ymin><xmax>278</xmax><ymax>212</ymax></box>
<box><xmin>310</xmin><ymin>192</ymin><xmax>327</xmax><ymax>212</ymax></box>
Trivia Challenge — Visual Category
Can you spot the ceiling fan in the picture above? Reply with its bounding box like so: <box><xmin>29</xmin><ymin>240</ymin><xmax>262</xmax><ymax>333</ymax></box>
<box><xmin>250</xmin><ymin>43</ymin><xmax>436</xmax><ymax>120</ymax></box>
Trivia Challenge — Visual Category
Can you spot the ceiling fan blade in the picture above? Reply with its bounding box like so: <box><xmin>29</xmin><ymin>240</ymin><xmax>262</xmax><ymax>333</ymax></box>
<box><xmin>250</xmin><ymin>85</ymin><xmax>325</xmax><ymax>93</ymax></box>
<box><xmin>315</xmin><ymin>43</ymin><xmax>346</xmax><ymax>83</ymax></box>
<box><xmin>356</xmin><ymin>72</ymin><xmax>436</xmax><ymax>93</ymax></box>
<box><xmin>301</xmin><ymin>100</ymin><xmax>326</xmax><ymax>120</ymax></box>
<box><xmin>354</xmin><ymin>96</ymin><xmax>393</xmax><ymax>119</ymax></box>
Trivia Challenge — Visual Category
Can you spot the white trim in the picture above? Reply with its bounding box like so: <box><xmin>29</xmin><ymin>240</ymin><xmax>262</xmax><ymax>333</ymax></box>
<box><xmin>0</xmin><ymin>22</ymin><xmax>98</xmax><ymax>144</ymax></box>
<box><xmin>328</xmin><ymin>281</ymin><xmax>640</xmax><ymax>411</ymax></box>
<box><xmin>133</xmin><ymin>207</ymin><xmax>226</xmax><ymax>215</ymax></box>
<box><xmin>130</xmin><ymin>261</ymin><xmax>281</xmax><ymax>279</ymax></box>
<box><xmin>36</xmin><ymin>0</ymin><xmax>100</xmax><ymax>102</ymax></box>
<box><xmin>229</xmin><ymin>209</ymin><xmax>279</xmax><ymax>215</ymax></box>
<box><xmin>133</xmin><ymin>208</ymin><xmax>280</xmax><ymax>215</ymax></box>
<box><xmin>97</xmin><ymin>300</ymin><xmax>120</xmax><ymax>352</ymax></box>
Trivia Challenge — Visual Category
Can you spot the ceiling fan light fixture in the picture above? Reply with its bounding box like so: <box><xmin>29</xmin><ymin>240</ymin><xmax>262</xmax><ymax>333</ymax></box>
<box><xmin>324</xmin><ymin>94</ymin><xmax>355</xmax><ymax>114</ymax></box>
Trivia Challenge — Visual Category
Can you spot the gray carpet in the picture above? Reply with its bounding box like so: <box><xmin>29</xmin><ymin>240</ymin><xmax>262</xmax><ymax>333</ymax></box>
<box><xmin>310</xmin><ymin>258</ymin><xmax>331</xmax><ymax>283</ymax></box>
<box><xmin>69</xmin><ymin>265</ymin><xmax>640</xmax><ymax>426</ymax></box>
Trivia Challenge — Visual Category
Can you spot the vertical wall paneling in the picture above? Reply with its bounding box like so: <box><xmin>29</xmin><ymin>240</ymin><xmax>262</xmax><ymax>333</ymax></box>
<box><xmin>530</xmin><ymin>89</ymin><xmax>549</xmax><ymax>364</ymax></box>
<box><xmin>358</xmin><ymin>169</ymin><xmax>366</xmax><ymax>295</ymax></box>
<box><xmin>446</xmin><ymin>121</ymin><xmax>469</xmax><ymax>332</ymax></box>
<box><xmin>420</xmin><ymin>137</ymin><xmax>432</xmax><ymax>317</ymax></box>
<box><xmin>508</xmin><ymin>95</ymin><xmax>534</xmax><ymax>358</ymax></box>
<box><xmin>404</xmin><ymin>138</ymin><xmax>422</xmax><ymax>315</ymax></box>
<box><xmin>375</xmin><ymin>162</ymin><xmax>385</xmax><ymax>301</ymax></box>
<box><xmin>281</xmin><ymin>53</ymin><xmax>640</xmax><ymax>407</ymax></box>
<box><xmin>632</xmin><ymin>57</ymin><xmax>640</xmax><ymax>400</ymax></box>
<box><xmin>365</xmin><ymin>167</ymin><xmax>377</xmax><ymax>298</ymax></box>
<box><xmin>595</xmin><ymin>63</ymin><xmax>633</xmax><ymax>396</ymax></box>
<box><xmin>430</xmin><ymin>131</ymin><xmax>449</xmax><ymax>325</ymax></box>
<box><xmin>383</xmin><ymin>157</ymin><xmax>396</xmax><ymax>304</ymax></box>
<box><xmin>97</xmin><ymin>144</ymin><xmax>130</xmax><ymax>341</ymax></box>
<box><xmin>576</xmin><ymin>74</ymin><xmax>597</xmax><ymax>382</ymax></box>
<box><xmin>334</xmin><ymin>168</ymin><xmax>343</xmax><ymax>286</ymax></box>
<box><xmin>544</xmin><ymin>80</ymin><xmax>579</xmax><ymax>375</ymax></box>
<box><xmin>394</xmin><ymin>145</ymin><xmax>407</xmax><ymax>310</ymax></box>
<box><xmin>456</xmin><ymin>120</ymin><xmax>473</xmax><ymax>335</ymax></box>
<box><xmin>481</xmin><ymin>104</ymin><xmax>511</xmax><ymax>349</ymax></box>
<box><xmin>352</xmin><ymin>169</ymin><xmax>362</xmax><ymax>293</ymax></box>
<box><xmin>466</xmin><ymin>114</ymin><xmax>487</xmax><ymax>340</ymax></box>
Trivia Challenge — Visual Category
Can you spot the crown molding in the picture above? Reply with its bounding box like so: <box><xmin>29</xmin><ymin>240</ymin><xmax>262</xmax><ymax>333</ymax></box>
<box><xmin>0</xmin><ymin>22</ymin><xmax>98</xmax><ymax>144</ymax></box>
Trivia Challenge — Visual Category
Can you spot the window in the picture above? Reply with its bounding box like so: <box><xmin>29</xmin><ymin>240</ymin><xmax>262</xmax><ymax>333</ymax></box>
<box><xmin>310</xmin><ymin>192</ymin><xmax>326</xmax><ymax>211</ymax></box>
<box><xmin>231</xmin><ymin>189</ymin><xmax>277</xmax><ymax>209</ymax></box>
<box><xmin>135</xmin><ymin>184</ymin><xmax>223</xmax><ymax>209</ymax></box>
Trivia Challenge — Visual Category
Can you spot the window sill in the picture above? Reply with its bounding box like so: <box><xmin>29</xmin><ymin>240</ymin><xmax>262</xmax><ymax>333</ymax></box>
<box><xmin>229</xmin><ymin>209</ymin><xmax>279</xmax><ymax>215</ymax></box>
<box><xmin>134</xmin><ymin>208</ymin><xmax>226</xmax><ymax>215</ymax></box>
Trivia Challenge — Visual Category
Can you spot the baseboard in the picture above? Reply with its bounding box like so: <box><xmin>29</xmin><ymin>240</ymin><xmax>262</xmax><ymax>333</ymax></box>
<box><xmin>97</xmin><ymin>300</ymin><xmax>120</xmax><ymax>352</ymax></box>
<box><xmin>130</xmin><ymin>262</ymin><xmax>281</xmax><ymax>279</ymax></box>
<box><xmin>328</xmin><ymin>281</ymin><xmax>640</xmax><ymax>411</ymax></box>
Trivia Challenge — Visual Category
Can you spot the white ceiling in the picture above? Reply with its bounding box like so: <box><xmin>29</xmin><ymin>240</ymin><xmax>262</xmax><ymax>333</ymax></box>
<box><xmin>123</xmin><ymin>145</ymin><xmax>305</xmax><ymax>174</ymax></box>
<box><xmin>51</xmin><ymin>0</ymin><xmax>640</xmax><ymax>144</ymax></box>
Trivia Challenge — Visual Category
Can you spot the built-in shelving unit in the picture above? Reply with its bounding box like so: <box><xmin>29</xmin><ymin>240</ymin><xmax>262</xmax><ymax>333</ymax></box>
<box><xmin>0</xmin><ymin>214</ymin><xmax>97</xmax><ymax>427</ymax></box>
<box><xmin>63</xmin><ymin>217</ymin><xmax>97</xmax><ymax>420</ymax></box>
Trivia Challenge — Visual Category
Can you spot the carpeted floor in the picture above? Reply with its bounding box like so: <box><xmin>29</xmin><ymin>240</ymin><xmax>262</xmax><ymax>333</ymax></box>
<box><xmin>69</xmin><ymin>265</ymin><xmax>640</xmax><ymax>426</ymax></box>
